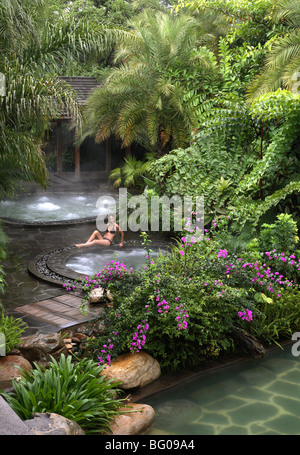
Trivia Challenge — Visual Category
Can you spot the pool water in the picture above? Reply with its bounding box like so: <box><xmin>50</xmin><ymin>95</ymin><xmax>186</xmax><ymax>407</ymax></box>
<box><xmin>65</xmin><ymin>248</ymin><xmax>167</xmax><ymax>275</ymax></box>
<box><xmin>0</xmin><ymin>193</ymin><xmax>116</xmax><ymax>222</ymax></box>
<box><xmin>144</xmin><ymin>347</ymin><xmax>300</xmax><ymax>435</ymax></box>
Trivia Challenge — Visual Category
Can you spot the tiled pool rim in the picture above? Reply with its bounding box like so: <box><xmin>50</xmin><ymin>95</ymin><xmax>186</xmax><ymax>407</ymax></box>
<box><xmin>2</xmin><ymin>216</ymin><xmax>97</xmax><ymax>227</ymax></box>
<box><xmin>27</xmin><ymin>241</ymin><xmax>172</xmax><ymax>287</ymax></box>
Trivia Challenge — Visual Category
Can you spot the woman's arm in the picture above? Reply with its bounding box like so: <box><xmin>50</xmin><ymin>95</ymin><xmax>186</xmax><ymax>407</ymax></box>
<box><xmin>117</xmin><ymin>225</ymin><xmax>124</xmax><ymax>247</ymax></box>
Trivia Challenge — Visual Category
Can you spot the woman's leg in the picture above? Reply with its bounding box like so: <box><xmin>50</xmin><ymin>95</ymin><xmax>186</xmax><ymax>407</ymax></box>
<box><xmin>74</xmin><ymin>239</ymin><xmax>111</xmax><ymax>248</ymax></box>
<box><xmin>86</xmin><ymin>230</ymin><xmax>103</xmax><ymax>243</ymax></box>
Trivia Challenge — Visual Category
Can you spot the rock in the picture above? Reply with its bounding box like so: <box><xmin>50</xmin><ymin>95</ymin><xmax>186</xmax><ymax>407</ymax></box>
<box><xmin>73</xmin><ymin>333</ymin><xmax>88</xmax><ymax>342</ymax></box>
<box><xmin>18</xmin><ymin>333</ymin><xmax>68</xmax><ymax>366</ymax></box>
<box><xmin>0</xmin><ymin>396</ymin><xmax>34</xmax><ymax>435</ymax></box>
<box><xmin>8</xmin><ymin>348</ymin><xmax>21</xmax><ymax>355</ymax></box>
<box><xmin>230</xmin><ymin>326</ymin><xmax>266</xmax><ymax>359</ymax></box>
<box><xmin>24</xmin><ymin>413</ymin><xmax>85</xmax><ymax>435</ymax></box>
<box><xmin>105</xmin><ymin>403</ymin><xmax>155</xmax><ymax>435</ymax></box>
<box><xmin>71</xmin><ymin>337</ymin><xmax>81</xmax><ymax>344</ymax></box>
<box><xmin>101</xmin><ymin>351</ymin><xmax>161</xmax><ymax>390</ymax></box>
<box><xmin>0</xmin><ymin>355</ymin><xmax>32</xmax><ymax>391</ymax></box>
<box><xmin>89</xmin><ymin>287</ymin><xmax>113</xmax><ymax>303</ymax></box>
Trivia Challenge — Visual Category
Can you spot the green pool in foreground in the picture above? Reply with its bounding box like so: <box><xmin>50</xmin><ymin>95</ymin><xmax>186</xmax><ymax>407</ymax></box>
<box><xmin>144</xmin><ymin>346</ymin><xmax>300</xmax><ymax>435</ymax></box>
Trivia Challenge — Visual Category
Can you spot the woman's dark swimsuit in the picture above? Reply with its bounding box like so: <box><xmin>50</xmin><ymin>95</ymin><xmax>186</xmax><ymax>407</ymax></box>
<box><xmin>103</xmin><ymin>225</ymin><xmax>116</xmax><ymax>245</ymax></box>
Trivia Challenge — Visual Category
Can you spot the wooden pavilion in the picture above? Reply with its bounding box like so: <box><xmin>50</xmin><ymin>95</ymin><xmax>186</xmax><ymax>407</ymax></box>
<box><xmin>54</xmin><ymin>76</ymin><xmax>112</xmax><ymax>180</ymax></box>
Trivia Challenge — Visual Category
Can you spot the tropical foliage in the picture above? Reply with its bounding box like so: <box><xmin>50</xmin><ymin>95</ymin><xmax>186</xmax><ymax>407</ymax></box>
<box><xmin>0</xmin><ymin>0</ymin><xmax>115</xmax><ymax>198</ymax></box>
<box><xmin>1</xmin><ymin>354</ymin><xmax>124</xmax><ymax>434</ymax></box>
<box><xmin>248</xmin><ymin>0</ymin><xmax>300</xmax><ymax>100</ymax></box>
<box><xmin>108</xmin><ymin>153</ymin><xmax>154</xmax><ymax>188</ymax></box>
<box><xmin>74</xmin><ymin>221</ymin><xmax>300</xmax><ymax>372</ymax></box>
<box><xmin>83</xmin><ymin>10</ymin><xmax>219</xmax><ymax>156</ymax></box>
<box><xmin>0</xmin><ymin>0</ymin><xmax>299</xmax><ymax>435</ymax></box>
<box><xmin>0</xmin><ymin>313</ymin><xmax>26</xmax><ymax>353</ymax></box>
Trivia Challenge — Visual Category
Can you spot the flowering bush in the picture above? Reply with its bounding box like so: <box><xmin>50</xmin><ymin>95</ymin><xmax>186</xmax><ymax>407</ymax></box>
<box><xmin>67</xmin><ymin>213</ymin><xmax>300</xmax><ymax>372</ymax></box>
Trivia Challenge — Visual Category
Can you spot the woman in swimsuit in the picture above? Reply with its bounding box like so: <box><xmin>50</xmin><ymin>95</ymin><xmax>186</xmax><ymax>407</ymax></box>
<box><xmin>74</xmin><ymin>215</ymin><xmax>124</xmax><ymax>248</ymax></box>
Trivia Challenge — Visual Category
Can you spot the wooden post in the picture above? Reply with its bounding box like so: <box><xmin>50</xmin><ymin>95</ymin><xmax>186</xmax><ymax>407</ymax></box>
<box><xmin>106</xmin><ymin>137</ymin><xmax>111</xmax><ymax>174</ymax></box>
<box><xmin>56</xmin><ymin>120</ymin><xmax>62</xmax><ymax>174</ymax></box>
<box><xmin>75</xmin><ymin>127</ymin><xmax>80</xmax><ymax>180</ymax></box>
<box><xmin>125</xmin><ymin>145</ymin><xmax>131</xmax><ymax>158</ymax></box>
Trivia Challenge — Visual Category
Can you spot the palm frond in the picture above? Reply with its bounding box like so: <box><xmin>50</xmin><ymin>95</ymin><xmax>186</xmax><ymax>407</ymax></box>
<box><xmin>248</xmin><ymin>1</ymin><xmax>300</xmax><ymax>101</ymax></box>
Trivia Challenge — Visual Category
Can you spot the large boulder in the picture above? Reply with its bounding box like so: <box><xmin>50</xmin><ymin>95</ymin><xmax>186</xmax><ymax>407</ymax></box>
<box><xmin>0</xmin><ymin>396</ymin><xmax>34</xmax><ymax>435</ymax></box>
<box><xmin>105</xmin><ymin>403</ymin><xmax>155</xmax><ymax>435</ymax></box>
<box><xmin>101</xmin><ymin>351</ymin><xmax>161</xmax><ymax>390</ymax></box>
<box><xmin>18</xmin><ymin>333</ymin><xmax>67</xmax><ymax>366</ymax></box>
<box><xmin>24</xmin><ymin>413</ymin><xmax>85</xmax><ymax>435</ymax></box>
<box><xmin>0</xmin><ymin>355</ymin><xmax>32</xmax><ymax>391</ymax></box>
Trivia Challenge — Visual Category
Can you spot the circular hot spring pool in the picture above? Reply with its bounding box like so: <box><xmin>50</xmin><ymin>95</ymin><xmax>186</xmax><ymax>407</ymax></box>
<box><xmin>29</xmin><ymin>244</ymin><xmax>169</xmax><ymax>286</ymax></box>
<box><xmin>0</xmin><ymin>192</ymin><xmax>116</xmax><ymax>225</ymax></box>
<box><xmin>65</xmin><ymin>247</ymin><xmax>167</xmax><ymax>276</ymax></box>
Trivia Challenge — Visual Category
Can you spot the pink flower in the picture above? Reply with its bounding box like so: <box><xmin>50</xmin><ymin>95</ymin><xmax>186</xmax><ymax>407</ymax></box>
<box><xmin>238</xmin><ymin>309</ymin><xmax>253</xmax><ymax>322</ymax></box>
<box><xmin>217</xmin><ymin>249</ymin><xmax>228</xmax><ymax>258</ymax></box>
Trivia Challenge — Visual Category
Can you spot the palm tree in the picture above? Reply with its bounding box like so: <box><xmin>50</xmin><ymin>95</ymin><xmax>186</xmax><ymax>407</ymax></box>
<box><xmin>83</xmin><ymin>10</ymin><xmax>217</xmax><ymax>157</ymax></box>
<box><xmin>247</xmin><ymin>0</ymin><xmax>300</xmax><ymax>100</ymax></box>
<box><xmin>0</xmin><ymin>0</ymin><xmax>113</xmax><ymax>197</ymax></box>
<box><xmin>108</xmin><ymin>153</ymin><xmax>154</xmax><ymax>188</ymax></box>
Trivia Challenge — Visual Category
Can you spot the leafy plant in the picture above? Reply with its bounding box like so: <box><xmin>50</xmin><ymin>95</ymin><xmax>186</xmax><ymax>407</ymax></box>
<box><xmin>259</xmin><ymin>213</ymin><xmax>299</xmax><ymax>253</ymax></box>
<box><xmin>0</xmin><ymin>313</ymin><xmax>26</xmax><ymax>354</ymax></box>
<box><xmin>109</xmin><ymin>154</ymin><xmax>153</xmax><ymax>188</ymax></box>
<box><xmin>0</xmin><ymin>354</ymin><xmax>124</xmax><ymax>434</ymax></box>
<box><xmin>249</xmin><ymin>288</ymin><xmax>300</xmax><ymax>346</ymax></box>
<box><xmin>83</xmin><ymin>10</ymin><xmax>217</xmax><ymax>156</ymax></box>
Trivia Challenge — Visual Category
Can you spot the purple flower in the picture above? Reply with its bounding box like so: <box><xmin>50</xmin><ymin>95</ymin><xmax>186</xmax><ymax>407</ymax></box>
<box><xmin>238</xmin><ymin>309</ymin><xmax>253</xmax><ymax>322</ymax></box>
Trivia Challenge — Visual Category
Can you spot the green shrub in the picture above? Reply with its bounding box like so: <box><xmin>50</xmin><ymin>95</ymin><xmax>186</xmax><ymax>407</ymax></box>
<box><xmin>0</xmin><ymin>354</ymin><xmax>124</xmax><ymax>434</ymax></box>
<box><xmin>0</xmin><ymin>313</ymin><xmax>26</xmax><ymax>353</ymax></box>
<box><xmin>86</xmin><ymin>253</ymin><xmax>254</xmax><ymax>372</ymax></box>
<box><xmin>247</xmin><ymin>288</ymin><xmax>300</xmax><ymax>346</ymax></box>
<box><xmin>77</xmin><ymin>228</ymin><xmax>300</xmax><ymax>373</ymax></box>
<box><xmin>259</xmin><ymin>213</ymin><xmax>299</xmax><ymax>254</ymax></box>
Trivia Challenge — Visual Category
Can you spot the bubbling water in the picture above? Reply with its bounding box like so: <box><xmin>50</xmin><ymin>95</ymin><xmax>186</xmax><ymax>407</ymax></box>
<box><xmin>65</xmin><ymin>248</ymin><xmax>166</xmax><ymax>275</ymax></box>
<box><xmin>29</xmin><ymin>202</ymin><xmax>60</xmax><ymax>211</ymax></box>
<box><xmin>0</xmin><ymin>192</ymin><xmax>116</xmax><ymax>222</ymax></box>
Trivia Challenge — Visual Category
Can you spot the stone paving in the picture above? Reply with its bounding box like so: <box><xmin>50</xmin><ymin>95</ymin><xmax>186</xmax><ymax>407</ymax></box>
<box><xmin>2</xmin><ymin>222</ymin><xmax>97</xmax><ymax>335</ymax></box>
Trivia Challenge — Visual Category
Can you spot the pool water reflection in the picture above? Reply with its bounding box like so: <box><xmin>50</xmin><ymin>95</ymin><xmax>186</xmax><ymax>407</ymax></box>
<box><xmin>144</xmin><ymin>347</ymin><xmax>300</xmax><ymax>435</ymax></box>
<box><xmin>65</xmin><ymin>248</ymin><xmax>167</xmax><ymax>275</ymax></box>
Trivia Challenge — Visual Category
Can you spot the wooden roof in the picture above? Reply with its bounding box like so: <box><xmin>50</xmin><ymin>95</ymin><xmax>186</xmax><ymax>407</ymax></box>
<box><xmin>60</xmin><ymin>76</ymin><xmax>101</xmax><ymax>106</ymax></box>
